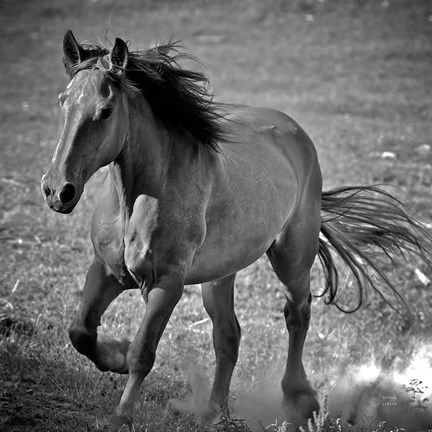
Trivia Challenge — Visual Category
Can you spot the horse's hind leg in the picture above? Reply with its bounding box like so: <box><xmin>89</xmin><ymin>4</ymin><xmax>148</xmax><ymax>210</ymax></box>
<box><xmin>267</xmin><ymin>203</ymin><xmax>321</xmax><ymax>427</ymax></box>
<box><xmin>68</xmin><ymin>258</ymin><xmax>129</xmax><ymax>373</ymax></box>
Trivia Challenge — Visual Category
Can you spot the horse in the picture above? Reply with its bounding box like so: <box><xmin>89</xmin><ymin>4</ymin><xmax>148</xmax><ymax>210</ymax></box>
<box><xmin>41</xmin><ymin>30</ymin><xmax>432</xmax><ymax>430</ymax></box>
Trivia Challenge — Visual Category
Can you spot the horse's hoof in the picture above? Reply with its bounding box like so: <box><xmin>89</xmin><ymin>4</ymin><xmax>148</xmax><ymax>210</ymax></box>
<box><xmin>96</xmin><ymin>415</ymin><xmax>133</xmax><ymax>431</ymax></box>
<box><xmin>96</xmin><ymin>337</ymin><xmax>130</xmax><ymax>373</ymax></box>
<box><xmin>199</xmin><ymin>403</ymin><xmax>222</xmax><ymax>425</ymax></box>
<box><xmin>166</xmin><ymin>398</ymin><xmax>222</xmax><ymax>425</ymax></box>
<box><xmin>166</xmin><ymin>398</ymin><xmax>194</xmax><ymax>417</ymax></box>
<box><xmin>106</xmin><ymin>410</ymin><xmax>135</xmax><ymax>432</ymax></box>
<box><xmin>282</xmin><ymin>391</ymin><xmax>320</xmax><ymax>429</ymax></box>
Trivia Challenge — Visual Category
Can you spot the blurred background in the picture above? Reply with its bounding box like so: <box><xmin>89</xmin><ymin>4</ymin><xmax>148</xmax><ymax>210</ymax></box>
<box><xmin>1</xmin><ymin>1</ymin><xmax>432</xmax><ymax>431</ymax></box>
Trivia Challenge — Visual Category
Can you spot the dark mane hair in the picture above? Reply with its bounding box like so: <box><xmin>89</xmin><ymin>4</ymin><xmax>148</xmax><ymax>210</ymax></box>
<box><xmin>66</xmin><ymin>41</ymin><xmax>227</xmax><ymax>150</ymax></box>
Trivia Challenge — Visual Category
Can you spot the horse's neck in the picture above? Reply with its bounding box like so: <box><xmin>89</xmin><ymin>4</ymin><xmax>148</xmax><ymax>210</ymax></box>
<box><xmin>109</xmin><ymin>97</ymin><xmax>199</xmax><ymax>216</ymax></box>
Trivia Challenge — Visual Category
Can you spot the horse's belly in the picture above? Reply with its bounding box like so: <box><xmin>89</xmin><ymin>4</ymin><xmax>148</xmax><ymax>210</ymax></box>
<box><xmin>186</xmin><ymin>235</ymin><xmax>272</xmax><ymax>284</ymax></box>
<box><xmin>186</xmin><ymin>191</ymin><xmax>296</xmax><ymax>284</ymax></box>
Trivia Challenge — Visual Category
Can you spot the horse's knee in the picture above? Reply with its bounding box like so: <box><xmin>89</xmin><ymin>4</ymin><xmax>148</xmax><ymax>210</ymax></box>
<box><xmin>68</xmin><ymin>323</ymin><xmax>96</xmax><ymax>355</ymax></box>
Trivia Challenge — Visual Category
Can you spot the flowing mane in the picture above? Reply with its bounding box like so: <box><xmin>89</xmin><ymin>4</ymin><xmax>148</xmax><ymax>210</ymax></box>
<box><xmin>64</xmin><ymin>40</ymin><xmax>226</xmax><ymax>150</ymax></box>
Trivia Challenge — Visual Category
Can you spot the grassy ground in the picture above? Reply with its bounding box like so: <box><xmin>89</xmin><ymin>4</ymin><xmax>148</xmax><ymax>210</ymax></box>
<box><xmin>1</xmin><ymin>0</ymin><xmax>432</xmax><ymax>431</ymax></box>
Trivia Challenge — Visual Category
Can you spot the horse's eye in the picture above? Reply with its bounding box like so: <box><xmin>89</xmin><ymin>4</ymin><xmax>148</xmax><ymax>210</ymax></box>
<box><xmin>58</xmin><ymin>92</ymin><xmax>67</xmax><ymax>105</ymax></box>
<box><xmin>99</xmin><ymin>107</ymin><xmax>113</xmax><ymax>120</ymax></box>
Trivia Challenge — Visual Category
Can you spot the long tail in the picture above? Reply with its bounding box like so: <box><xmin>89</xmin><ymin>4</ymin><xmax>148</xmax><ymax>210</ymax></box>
<box><xmin>318</xmin><ymin>185</ymin><xmax>432</xmax><ymax>313</ymax></box>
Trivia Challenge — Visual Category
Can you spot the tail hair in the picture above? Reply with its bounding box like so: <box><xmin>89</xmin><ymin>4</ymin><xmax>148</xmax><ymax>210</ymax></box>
<box><xmin>318</xmin><ymin>185</ymin><xmax>432</xmax><ymax>314</ymax></box>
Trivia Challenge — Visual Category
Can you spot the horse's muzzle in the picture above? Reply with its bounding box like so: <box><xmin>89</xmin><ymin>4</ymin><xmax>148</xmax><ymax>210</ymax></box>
<box><xmin>41</xmin><ymin>174</ymin><xmax>80</xmax><ymax>214</ymax></box>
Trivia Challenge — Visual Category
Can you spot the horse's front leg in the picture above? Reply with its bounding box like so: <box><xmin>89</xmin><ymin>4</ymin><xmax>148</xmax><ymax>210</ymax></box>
<box><xmin>114</xmin><ymin>275</ymin><xmax>183</xmax><ymax>429</ymax></box>
<box><xmin>167</xmin><ymin>274</ymin><xmax>241</xmax><ymax>423</ymax></box>
<box><xmin>202</xmin><ymin>274</ymin><xmax>241</xmax><ymax>421</ymax></box>
<box><xmin>68</xmin><ymin>258</ymin><xmax>130</xmax><ymax>373</ymax></box>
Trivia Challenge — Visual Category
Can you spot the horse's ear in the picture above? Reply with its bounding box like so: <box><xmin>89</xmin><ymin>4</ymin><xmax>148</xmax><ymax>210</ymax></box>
<box><xmin>63</xmin><ymin>30</ymin><xmax>84</xmax><ymax>74</ymax></box>
<box><xmin>110</xmin><ymin>38</ymin><xmax>129</xmax><ymax>76</ymax></box>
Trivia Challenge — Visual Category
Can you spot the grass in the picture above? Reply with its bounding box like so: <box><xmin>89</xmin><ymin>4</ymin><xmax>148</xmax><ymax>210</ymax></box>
<box><xmin>1</xmin><ymin>0</ymin><xmax>432</xmax><ymax>430</ymax></box>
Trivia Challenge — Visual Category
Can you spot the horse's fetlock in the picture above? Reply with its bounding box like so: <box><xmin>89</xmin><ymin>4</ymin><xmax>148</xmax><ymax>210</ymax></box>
<box><xmin>68</xmin><ymin>325</ymin><xmax>96</xmax><ymax>354</ymax></box>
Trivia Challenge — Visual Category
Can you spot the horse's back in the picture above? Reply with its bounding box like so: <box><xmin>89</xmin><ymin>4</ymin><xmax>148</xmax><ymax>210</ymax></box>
<box><xmin>222</xmin><ymin>105</ymin><xmax>320</xmax><ymax>183</ymax></box>
<box><xmin>219</xmin><ymin>105</ymin><xmax>322</xmax><ymax>215</ymax></box>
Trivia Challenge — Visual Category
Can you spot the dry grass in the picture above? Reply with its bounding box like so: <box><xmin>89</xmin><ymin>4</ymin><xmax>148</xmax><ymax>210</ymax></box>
<box><xmin>1</xmin><ymin>0</ymin><xmax>432</xmax><ymax>431</ymax></box>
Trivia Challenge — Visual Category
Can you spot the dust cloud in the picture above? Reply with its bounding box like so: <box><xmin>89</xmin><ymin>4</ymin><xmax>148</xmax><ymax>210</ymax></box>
<box><xmin>328</xmin><ymin>342</ymin><xmax>432</xmax><ymax>431</ymax></box>
<box><xmin>167</xmin><ymin>368</ymin><xmax>212</xmax><ymax>420</ymax></box>
<box><xmin>235</xmin><ymin>374</ymin><xmax>286</xmax><ymax>431</ymax></box>
<box><xmin>173</xmin><ymin>342</ymin><xmax>432</xmax><ymax>431</ymax></box>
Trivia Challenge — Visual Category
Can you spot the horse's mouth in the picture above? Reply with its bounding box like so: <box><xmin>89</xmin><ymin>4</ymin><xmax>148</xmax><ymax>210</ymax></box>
<box><xmin>48</xmin><ymin>199</ymin><xmax>79</xmax><ymax>214</ymax></box>
<box><xmin>58</xmin><ymin>203</ymin><xmax>78</xmax><ymax>214</ymax></box>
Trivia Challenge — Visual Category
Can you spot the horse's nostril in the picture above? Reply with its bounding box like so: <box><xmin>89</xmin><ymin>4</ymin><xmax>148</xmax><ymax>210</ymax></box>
<box><xmin>43</xmin><ymin>186</ymin><xmax>51</xmax><ymax>197</ymax></box>
<box><xmin>59</xmin><ymin>183</ymin><xmax>76</xmax><ymax>203</ymax></box>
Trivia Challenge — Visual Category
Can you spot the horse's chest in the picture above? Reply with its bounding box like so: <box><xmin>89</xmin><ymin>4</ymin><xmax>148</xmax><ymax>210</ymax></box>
<box><xmin>91</xmin><ymin>195</ymin><xmax>160</xmax><ymax>287</ymax></box>
<box><xmin>92</xmin><ymin>191</ymin><xmax>205</xmax><ymax>288</ymax></box>
<box><xmin>91</xmin><ymin>215</ymin><xmax>130</xmax><ymax>283</ymax></box>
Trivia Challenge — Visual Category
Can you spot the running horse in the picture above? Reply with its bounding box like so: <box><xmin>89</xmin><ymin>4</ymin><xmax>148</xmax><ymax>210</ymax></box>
<box><xmin>41</xmin><ymin>31</ymin><xmax>432</xmax><ymax>430</ymax></box>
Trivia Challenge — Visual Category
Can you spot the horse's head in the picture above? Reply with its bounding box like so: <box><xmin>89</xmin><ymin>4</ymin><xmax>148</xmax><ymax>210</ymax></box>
<box><xmin>41</xmin><ymin>31</ymin><xmax>130</xmax><ymax>213</ymax></box>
